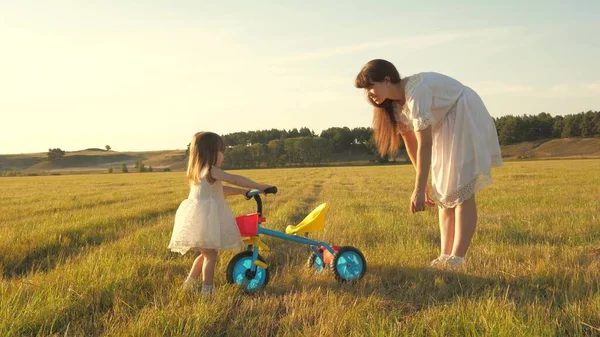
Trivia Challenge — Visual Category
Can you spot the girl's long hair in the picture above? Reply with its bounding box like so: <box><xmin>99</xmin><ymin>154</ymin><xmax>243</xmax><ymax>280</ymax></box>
<box><xmin>186</xmin><ymin>131</ymin><xmax>225</xmax><ymax>184</ymax></box>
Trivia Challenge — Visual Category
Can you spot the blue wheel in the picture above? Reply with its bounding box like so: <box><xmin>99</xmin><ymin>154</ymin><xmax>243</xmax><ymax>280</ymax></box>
<box><xmin>307</xmin><ymin>252</ymin><xmax>326</xmax><ymax>273</ymax></box>
<box><xmin>330</xmin><ymin>246</ymin><xmax>366</xmax><ymax>283</ymax></box>
<box><xmin>226</xmin><ymin>251</ymin><xmax>269</xmax><ymax>293</ymax></box>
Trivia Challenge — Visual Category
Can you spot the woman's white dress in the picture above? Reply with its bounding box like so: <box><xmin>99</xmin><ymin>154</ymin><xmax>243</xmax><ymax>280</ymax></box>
<box><xmin>394</xmin><ymin>72</ymin><xmax>503</xmax><ymax>208</ymax></box>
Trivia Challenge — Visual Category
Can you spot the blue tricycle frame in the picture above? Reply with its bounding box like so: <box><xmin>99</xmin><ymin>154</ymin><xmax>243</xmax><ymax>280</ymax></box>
<box><xmin>226</xmin><ymin>187</ymin><xmax>367</xmax><ymax>293</ymax></box>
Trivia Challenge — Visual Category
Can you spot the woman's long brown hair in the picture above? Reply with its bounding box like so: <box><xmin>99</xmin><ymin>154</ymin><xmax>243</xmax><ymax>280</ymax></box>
<box><xmin>355</xmin><ymin>59</ymin><xmax>406</xmax><ymax>156</ymax></box>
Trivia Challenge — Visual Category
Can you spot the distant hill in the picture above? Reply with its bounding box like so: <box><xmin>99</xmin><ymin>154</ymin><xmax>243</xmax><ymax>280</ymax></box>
<box><xmin>500</xmin><ymin>138</ymin><xmax>600</xmax><ymax>159</ymax></box>
<box><xmin>1</xmin><ymin>138</ymin><xmax>599</xmax><ymax>175</ymax></box>
<box><xmin>0</xmin><ymin>150</ymin><xmax>185</xmax><ymax>174</ymax></box>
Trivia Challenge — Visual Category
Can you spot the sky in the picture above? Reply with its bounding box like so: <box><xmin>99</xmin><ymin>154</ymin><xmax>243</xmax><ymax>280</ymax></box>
<box><xmin>1</xmin><ymin>0</ymin><xmax>599</xmax><ymax>154</ymax></box>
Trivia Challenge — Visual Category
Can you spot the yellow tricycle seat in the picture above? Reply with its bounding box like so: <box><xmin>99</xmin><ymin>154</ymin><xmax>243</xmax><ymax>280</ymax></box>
<box><xmin>285</xmin><ymin>203</ymin><xmax>329</xmax><ymax>235</ymax></box>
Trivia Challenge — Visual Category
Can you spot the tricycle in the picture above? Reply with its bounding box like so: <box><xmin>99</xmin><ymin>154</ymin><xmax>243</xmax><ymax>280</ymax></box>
<box><xmin>226</xmin><ymin>187</ymin><xmax>367</xmax><ymax>293</ymax></box>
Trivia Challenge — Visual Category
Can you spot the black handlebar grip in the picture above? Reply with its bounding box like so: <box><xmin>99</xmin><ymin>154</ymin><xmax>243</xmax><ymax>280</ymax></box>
<box><xmin>264</xmin><ymin>186</ymin><xmax>278</xmax><ymax>194</ymax></box>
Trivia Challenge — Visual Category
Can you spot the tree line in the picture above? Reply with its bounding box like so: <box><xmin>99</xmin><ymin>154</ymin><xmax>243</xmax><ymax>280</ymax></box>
<box><xmin>494</xmin><ymin>111</ymin><xmax>599</xmax><ymax>145</ymax></box>
<box><xmin>19</xmin><ymin>110</ymin><xmax>598</xmax><ymax>173</ymax></box>
<box><xmin>216</xmin><ymin>111</ymin><xmax>599</xmax><ymax>168</ymax></box>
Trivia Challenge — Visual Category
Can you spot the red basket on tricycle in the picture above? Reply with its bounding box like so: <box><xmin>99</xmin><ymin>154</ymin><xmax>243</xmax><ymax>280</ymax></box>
<box><xmin>236</xmin><ymin>213</ymin><xmax>260</xmax><ymax>237</ymax></box>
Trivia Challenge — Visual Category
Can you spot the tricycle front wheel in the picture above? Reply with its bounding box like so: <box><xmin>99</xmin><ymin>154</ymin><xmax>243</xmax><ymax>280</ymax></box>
<box><xmin>226</xmin><ymin>251</ymin><xmax>269</xmax><ymax>293</ymax></box>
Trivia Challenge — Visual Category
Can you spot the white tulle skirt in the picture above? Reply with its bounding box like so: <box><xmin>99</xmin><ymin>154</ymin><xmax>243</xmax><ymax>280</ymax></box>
<box><xmin>168</xmin><ymin>198</ymin><xmax>244</xmax><ymax>255</ymax></box>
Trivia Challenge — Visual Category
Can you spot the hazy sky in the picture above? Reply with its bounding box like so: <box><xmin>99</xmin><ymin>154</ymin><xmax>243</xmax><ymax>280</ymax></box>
<box><xmin>1</xmin><ymin>0</ymin><xmax>599</xmax><ymax>154</ymax></box>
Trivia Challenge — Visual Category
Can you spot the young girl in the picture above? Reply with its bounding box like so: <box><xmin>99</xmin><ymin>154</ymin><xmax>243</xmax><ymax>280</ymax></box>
<box><xmin>355</xmin><ymin>59</ymin><xmax>502</xmax><ymax>269</ymax></box>
<box><xmin>168</xmin><ymin>131</ymin><xmax>274</xmax><ymax>293</ymax></box>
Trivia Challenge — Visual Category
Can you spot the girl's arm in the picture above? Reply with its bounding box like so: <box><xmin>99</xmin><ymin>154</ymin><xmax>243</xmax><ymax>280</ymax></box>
<box><xmin>414</xmin><ymin>127</ymin><xmax>433</xmax><ymax>193</ymax></box>
<box><xmin>222</xmin><ymin>186</ymin><xmax>249</xmax><ymax>197</ymax></box>
<box><xmin>210</xmin><ymin>167</ymin><xmax>271</xmax><ymax>191</ymax></box>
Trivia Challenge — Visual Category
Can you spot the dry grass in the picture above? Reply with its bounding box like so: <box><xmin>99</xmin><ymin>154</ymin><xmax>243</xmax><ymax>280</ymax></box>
<box><xmin>1</xmin><ymin>160</ymin><xmax>599</xmax><ymax>336</ymax></box>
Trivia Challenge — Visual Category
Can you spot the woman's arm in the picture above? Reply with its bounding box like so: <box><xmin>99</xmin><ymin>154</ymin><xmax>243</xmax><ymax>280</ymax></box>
<box><xmin>409</xmin><ymin>127</ymin><xmax>434</xmax><ymax>213</ymax></box>
<box><xmin>401</xmin><ymin>130</ymin><xmax>418</xmax><ymax>171</ymax></box>
<box><xmin>414</xmin><ymin>127</ymin><xmax>433</xmax><ymax>193</ymax></box>
<box><xmin>402</xmin><ymin>84</ymin><xmax>435</xmax><ymax>211</ymax></box>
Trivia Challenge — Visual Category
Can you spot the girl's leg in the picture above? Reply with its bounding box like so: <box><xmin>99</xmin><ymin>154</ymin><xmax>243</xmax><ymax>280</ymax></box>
<box><xmin>186</xmin><ymin>253</ymin><xmax>204</xmax><ymax>280</ymax></box>
<box><xmin>439</xmin><ymin>206</ymin><xmax>456</xmax><ymax>256</ymax></box>
<box><xmin>452</xmin><ymin>196</ymin><xmax>477</xmax><ymax>257</ymax></box>
<box><xmin>200</xmin><ymin>249</ymin><xmax>218</xmax><ymax>286</ymax></box>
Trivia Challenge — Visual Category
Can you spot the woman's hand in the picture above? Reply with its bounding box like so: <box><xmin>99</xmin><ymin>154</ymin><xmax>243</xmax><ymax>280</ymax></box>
<box><xmin>410</xmin><ymin>188</ymin><xmax>426</xmax><ymax>213</ymax></box>
<box><xmin>424</xmin><ymin>186</ymin><xmax>436</xmax><ymax>207</ymax></box>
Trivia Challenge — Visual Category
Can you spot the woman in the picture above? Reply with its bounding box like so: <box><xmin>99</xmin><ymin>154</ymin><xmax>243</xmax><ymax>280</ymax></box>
<box><xmin>355</xmin><ymin>59</ymin><xmax>502</xmax><ymax>268</ymax></box>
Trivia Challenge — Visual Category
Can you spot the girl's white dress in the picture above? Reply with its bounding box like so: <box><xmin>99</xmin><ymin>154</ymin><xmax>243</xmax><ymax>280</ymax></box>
<box><xmin>394</xmin><ymin>72</ymin><xmax>503</xmax><ymax>208</ymax></box>
<box><xmin>168</xmin><ymin>178</ymin><xmax>244</xmax><ymax>254</ymax></box>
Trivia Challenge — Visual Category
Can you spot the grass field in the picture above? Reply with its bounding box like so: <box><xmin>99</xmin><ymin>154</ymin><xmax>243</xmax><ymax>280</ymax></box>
<box><xmin>1</xmin><ymin>160</ymin><xmax>599</xmax><ymax>336</ymax></box>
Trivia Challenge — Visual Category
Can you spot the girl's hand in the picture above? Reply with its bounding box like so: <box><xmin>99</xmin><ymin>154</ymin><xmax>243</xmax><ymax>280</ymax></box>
<box><xmin>410</xmin><ymin>188</ymin><xmax>426</xmax><ymax>213</ymax></box>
